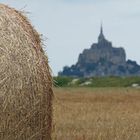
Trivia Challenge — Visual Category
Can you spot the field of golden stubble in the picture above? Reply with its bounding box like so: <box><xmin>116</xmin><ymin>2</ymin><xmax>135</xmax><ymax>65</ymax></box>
<box><xmin>52</xmin><ymin>87</ymin><xmax>140</xmax><ymax>140</ymax></box>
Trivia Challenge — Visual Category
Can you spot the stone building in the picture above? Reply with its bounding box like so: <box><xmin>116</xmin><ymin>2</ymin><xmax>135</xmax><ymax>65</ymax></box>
<box><xmin>59</xmin><ymin>25</ymin><xmax>140</xmax><ymax>77</ymax></box>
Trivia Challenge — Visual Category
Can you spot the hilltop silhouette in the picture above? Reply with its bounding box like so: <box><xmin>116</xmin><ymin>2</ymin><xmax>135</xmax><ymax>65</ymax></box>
<box><xmin>59</xmin><ymin>25</ymin><xmax>140</xmax><ymax>77</ymax></box>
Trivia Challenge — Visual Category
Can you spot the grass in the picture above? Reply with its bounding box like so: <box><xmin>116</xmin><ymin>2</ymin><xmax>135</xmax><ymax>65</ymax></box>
<box><xmin>52</xmin><ymin>87</ymin><xmax>140</xmax><ymax>140</ymax></box>
<box><xmin>54</xmin><ymin>76</ymin><xmax>140</xmax><ymax>87</ymax></box>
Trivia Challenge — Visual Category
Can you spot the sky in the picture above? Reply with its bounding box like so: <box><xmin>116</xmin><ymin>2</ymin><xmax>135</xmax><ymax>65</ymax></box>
<box><xmin>1</xmin><ymin>0</ymin><xmax>140</xmax><ymax>75</ymax></box>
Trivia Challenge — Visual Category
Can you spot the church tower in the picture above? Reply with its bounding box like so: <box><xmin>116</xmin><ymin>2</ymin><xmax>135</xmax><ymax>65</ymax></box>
<box><xmin>98</xmin><ymin>23</ymin><xmax>106</xmax><ymax>43</ymax></box>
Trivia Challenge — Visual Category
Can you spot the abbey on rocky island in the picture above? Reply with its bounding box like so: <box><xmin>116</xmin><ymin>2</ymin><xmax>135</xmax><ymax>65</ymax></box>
<box><xmin>59</xmin><ymin>25</ymin><xmax>140</xmax><ymax>77</ymax></box>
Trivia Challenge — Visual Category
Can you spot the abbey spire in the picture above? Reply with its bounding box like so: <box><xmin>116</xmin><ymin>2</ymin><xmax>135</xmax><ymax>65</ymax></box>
<box><xmin>100</xmin><ymin>23</ymin><xmax>103</xmax><ymax>34</ymax></box>
<box><xmin>98</xmin><ymin>23</ymin><xmax>105</xmax><ymax>43</ymax></box>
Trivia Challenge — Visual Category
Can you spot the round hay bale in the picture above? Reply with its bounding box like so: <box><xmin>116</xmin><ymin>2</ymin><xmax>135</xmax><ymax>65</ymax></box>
<box><xmin>0</xmin><ymin>4</ymin><xmax>53</xmax><ymax>140</ymax></box>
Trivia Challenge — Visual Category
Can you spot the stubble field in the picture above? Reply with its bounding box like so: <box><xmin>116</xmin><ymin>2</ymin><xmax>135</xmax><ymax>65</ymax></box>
<box><xmin>52</xmin><ymin>87</ymin><xmax>140</xmax><ymax>140</ymax></box>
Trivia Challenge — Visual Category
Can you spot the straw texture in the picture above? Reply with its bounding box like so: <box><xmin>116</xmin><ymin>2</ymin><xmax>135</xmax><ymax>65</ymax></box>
<box><xmin>0</xmin><ymin>4</ymin><xmax>53</xmax><ymax>140</ymax></box>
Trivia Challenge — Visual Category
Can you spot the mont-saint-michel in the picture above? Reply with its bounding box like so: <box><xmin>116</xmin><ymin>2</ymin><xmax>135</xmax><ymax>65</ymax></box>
<box><xmin>59</xmin><ymin>25</ymin><xmax>140</xmax><ymax>77</ymax></box>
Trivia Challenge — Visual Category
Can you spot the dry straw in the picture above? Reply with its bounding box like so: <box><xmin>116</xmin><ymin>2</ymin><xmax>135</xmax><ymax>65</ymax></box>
<box><xmin>0</xmin><ymin>4</ymin><xmax>53</xmax><ymax>140</ymax></box>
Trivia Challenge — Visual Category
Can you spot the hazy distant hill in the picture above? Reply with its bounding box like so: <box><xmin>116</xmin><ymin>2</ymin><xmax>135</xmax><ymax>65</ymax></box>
<box><xmin>59</xmin><ymin>25</ymin><xmax>140</xmax><ymax>77</ymax></box>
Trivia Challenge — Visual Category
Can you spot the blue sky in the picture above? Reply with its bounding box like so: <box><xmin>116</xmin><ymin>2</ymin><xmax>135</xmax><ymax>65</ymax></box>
<box><xmin>1</xmin><ymin>0</ymin><xmax>140</xmax><ymax>75</ymax></box>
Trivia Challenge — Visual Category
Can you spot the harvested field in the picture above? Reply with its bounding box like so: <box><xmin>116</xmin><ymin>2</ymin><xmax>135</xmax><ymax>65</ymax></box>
<box><xmin>53</xmin><ymin>87</ymin><xmax>140</xmax><ymax>140</ymax></box>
